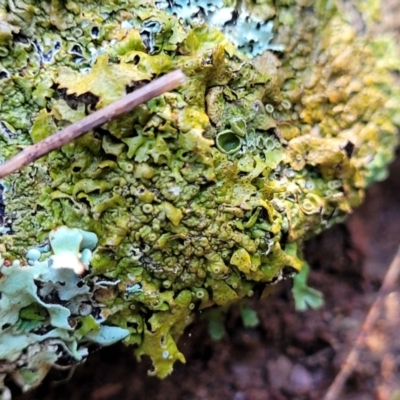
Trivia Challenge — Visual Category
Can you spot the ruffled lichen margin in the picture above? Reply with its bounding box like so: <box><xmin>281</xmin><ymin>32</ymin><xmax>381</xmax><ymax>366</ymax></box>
<box><xmin>0</xmin><ymin>0</ymin><xmax>399</xmax><ymax>396</ymax></box>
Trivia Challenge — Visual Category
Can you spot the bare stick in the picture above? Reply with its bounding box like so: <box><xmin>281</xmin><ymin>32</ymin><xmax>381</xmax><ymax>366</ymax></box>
<box><xmin>0</xmin><ymin>69</ymin><xmax>186</xmax><ymax>179</ymax></box>
<box><xmin>323</xmin><ymin>246</ymin><xmax>400</xmax><ymax>400</ymax></box>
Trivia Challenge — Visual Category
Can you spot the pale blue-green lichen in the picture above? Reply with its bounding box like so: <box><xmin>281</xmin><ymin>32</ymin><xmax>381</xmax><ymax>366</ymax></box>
<box><xmin>158</xmin><ymin>0</ymin><xmax>284</xmax><ymax>56</ymax></box>
<box><xmin>0</xmin><ymin>226</ymin><xmax>129</xmax><ymax>396</ymax></box>
<box><xmin>0</xmin><ymin>0</ymin><xmax>399</xmax><ymax>396</ymax></box>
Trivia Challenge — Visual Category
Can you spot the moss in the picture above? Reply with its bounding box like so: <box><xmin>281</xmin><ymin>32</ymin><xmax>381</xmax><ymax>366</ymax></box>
<box><xmin>0</xmin><ymin>0</ymin><xmax>399</xmax><ymax>395</ymax></box>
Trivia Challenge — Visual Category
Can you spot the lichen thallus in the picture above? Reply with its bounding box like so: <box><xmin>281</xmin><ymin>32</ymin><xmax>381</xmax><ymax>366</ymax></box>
<box><xmin>0</xmin><ymin>69</ymin><xmax>186</xmax><ymax>179</ymax></box>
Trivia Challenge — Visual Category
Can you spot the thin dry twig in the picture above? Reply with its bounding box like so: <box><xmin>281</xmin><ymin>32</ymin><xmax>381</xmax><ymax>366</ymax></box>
<box><xmin>323</xmin><ymin>246</ymin><xmax>400</xmax><ymax>400</ymax></box>
<box><xmin>0</xmin><ymin>69</ymin><xmax>186</xmax><ymax>179</ymax></box>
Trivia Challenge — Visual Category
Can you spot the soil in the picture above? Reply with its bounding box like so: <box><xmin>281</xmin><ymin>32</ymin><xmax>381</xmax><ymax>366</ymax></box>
<box><xmin>15</xmin><ymin>3</ymin><xmax>400</xmax><ymax>400</ymax></box>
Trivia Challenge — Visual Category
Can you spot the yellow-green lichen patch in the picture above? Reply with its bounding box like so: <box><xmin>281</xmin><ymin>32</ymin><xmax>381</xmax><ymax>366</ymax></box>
<box><xmin>0</xmin><ymin>0</ymin><xmax>399</xmax><ymax>393</ymax></box>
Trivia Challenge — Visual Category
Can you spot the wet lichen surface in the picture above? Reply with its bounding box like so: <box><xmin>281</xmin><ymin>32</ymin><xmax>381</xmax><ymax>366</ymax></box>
<box><xmin>0</xmin><ymin>0</ymin><xmax>399</xmax><ymax>396</ymax></box>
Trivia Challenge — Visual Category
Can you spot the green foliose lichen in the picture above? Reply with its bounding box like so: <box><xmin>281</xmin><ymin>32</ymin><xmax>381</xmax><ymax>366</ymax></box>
<box><xmin>0</xmin><ymin>0</ymin><xmax>399</xmax><ymax>396</ymax></box>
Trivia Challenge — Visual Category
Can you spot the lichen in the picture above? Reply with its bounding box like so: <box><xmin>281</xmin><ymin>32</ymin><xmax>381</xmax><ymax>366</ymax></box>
<box><xmin>0</xmin><ymin>227</ymin><xmax>129</xmax><ymax>395</ymax></box>
<box><xmin>0</xmin><ymin>0</ymin><xmax>399</xmax><ymax>396</ymax></box>
<box><xmin>158</xmin><ymin>0</ymin><xmax>284</xmax><ymax>56</ymax></box>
